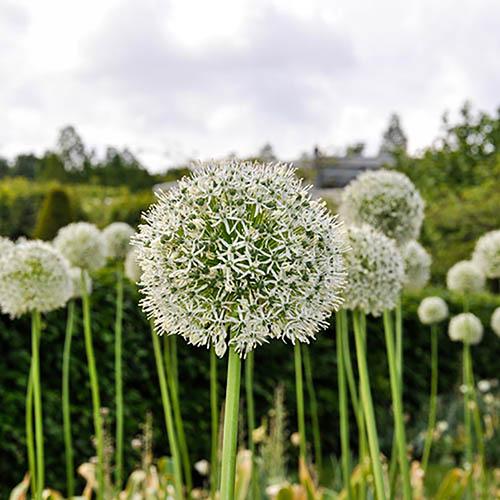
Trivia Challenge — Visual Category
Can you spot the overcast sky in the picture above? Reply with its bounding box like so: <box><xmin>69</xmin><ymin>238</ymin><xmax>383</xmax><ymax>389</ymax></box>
<box><xmin>1</xmin><ymin>0</ymin><xmax>499</xmax><ymax>171</ymax></box>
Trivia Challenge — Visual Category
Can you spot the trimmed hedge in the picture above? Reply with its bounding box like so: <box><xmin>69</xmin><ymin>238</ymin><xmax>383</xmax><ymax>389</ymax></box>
<box><xmin>1</xmin><ymin>271</ymin><xmax>499</xmax><ymax>496</ymax></box>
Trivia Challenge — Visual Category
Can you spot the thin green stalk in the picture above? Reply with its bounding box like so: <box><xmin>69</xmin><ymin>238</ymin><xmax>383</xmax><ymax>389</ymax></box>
<box><xmin>383</xmin><ymin>311</ymin><xmax>412</xmax><ymax>500</ymax></box>
<box><xmin>336</xmin><ymin>312</ymin><xmax>352</xmax><ymax>499</ymax></box>
<box><xmin>463</xmin><ymin>343</ymin><xmax>473</xmax><ymax>499</ymax></box>
<box><xmin>220</xmin><ymin>344</ymin><xmax>242</xmax><ymax>500</ymax></box>
<box><xmin>31</xmin><ymin>311</ymin><xmax>44</xmax><ymax>500</ymax></box>
<box><xmin>81</xmin><ymin>272</ymin><xmax>104</xmax><ymax>500</ymax></box>
<box><xmin>210</xmin><ymin>348</ymin><xmax>219</xmax><ymax>499</ymax></box>
<box><xmin>352</xmin><ymin>310</ymin><xmax>386</xmax><ymax>500</ymax></box>
<box><xmin>245</xmin><ymin>350</ymin><xmax>259</xmax><ymax>499</ymax></box>
<box><xmin>26</xmin><ymin>354</ymin><xmax>36</xmax><ymax>497</ymax></box>
<box><xmin>421</xmin><ymin>324</ymin><xmax>438</xmax><ymax>474</ymax></box>
<box><xmin>115</xmin><ymin>266</ymin><xmax>124</xmax><ymax>488</ymax></box>
<box><xmin>294</xmin><ymin>342</ymin><xmax>307</xmax><ymax>462</ymax></box>
<box><xmin>151</xmin><ymin>328</ymin><xmax>184</xmax><ymax>499</ymax></box>
<box><xmin>164</xmin><ymin>335</ymin><xmax>192</xmax><ymax>494</ymax></box>
<box><xmin>62</xmin><ymin>300</ymin><xmax>76</xmax><ymax>498</ymax></box>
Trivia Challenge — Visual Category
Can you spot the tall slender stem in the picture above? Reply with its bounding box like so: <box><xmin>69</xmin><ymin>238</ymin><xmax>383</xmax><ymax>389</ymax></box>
<box><xmin>421</xmin><ymin>324</ymin><xmax>438</xmax><ymax>474</ymax></box>
<box><xmin>210</xmin><ymin>348</ymin><xmax>219</xmax><ymax>499</ymax></box>
<box><xmin>337</xmin><ymin>312</ymin><xmax>352</xmax><ymax>499</ymax></box>
<box><xmin>352</xmin><ymin>310</ymin><xmax>386</xmax><ymax>500</ymax></box>
<box><xmin>62</xmin><ymin>300</ymin><xmax>76</xmax><ymax>498</ymax></box>
<box><xmin>114</xmin><ymin>267</ymin><xmax>124</xmax><ymax>488</ymax></box>
<box><xmin>220</xmin><ymin>344</ymin><xmax>242</xmax><ymax>500</ymax></box>
<box><xmin>151</xmin><ymin>328</ymin><xmax>184</xmax><ymax>499</ymax></box>
<box><xmin>294</xmin><ymin>342</ymin><xmax>307</xmax><ymax>462</ymax></box>
<box><xmin>26</xmin><ymin>346</ymin><xmax>37</xmax><ymax>497</ymax></box>
<box><xmin>463</xmin><ymin>343</ymin><xmax>473</xmax><ymax>499</ymax></box>
<box><xmin>81</xmin><ymin>271</ymin><xmax>104</xmax><ymax>500</ymax></box>
<box><xmin>383</xmin><ymin>311</ymin><xmax>412</xmax><ymax>500</ymax></box>
<box><xmin>245</xmin><ymin>350</ymin><xmax>259</xmax><ymax>499</ymax></box>
<box><xmin>303</xmin><ymin>345</ymin><xmax>322</xmax><ymax>475</ymax></box>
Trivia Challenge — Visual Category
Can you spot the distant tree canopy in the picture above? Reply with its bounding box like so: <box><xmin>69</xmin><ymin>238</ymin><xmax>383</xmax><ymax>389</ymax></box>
<box><xmin>380</xmin><ymin>113</ymin><xmax>408</xmax><ymax>155</ymax></box>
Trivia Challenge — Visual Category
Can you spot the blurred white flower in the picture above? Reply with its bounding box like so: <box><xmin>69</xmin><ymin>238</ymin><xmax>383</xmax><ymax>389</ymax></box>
<box><xmin>446</xmin><ymin>260</ymin><xmax>485</xmax><ymax>294</ymax></box>
<box><xmin>102</xmin><ymin>222</ymin><xmax>135</xmax><ymax>260</ymax></box>
<box><xmin>417</xmin><ymin>296</ymin><xmax>448</xmax><ymax>325</ymax></box>
<box><xmin>194</xmin><ymin>459</ymin><xmax>209</xmax><ymax>476</ymax></box>
<box><xmin>340</xmin><ymin>169</ymin><xmax>424</xmax><ymax>246</ymax></box>
<box><xmin>342</xmin><ymin>224</ymin><xmax>404</xmax><ymax>316</ymax></box>
<box><xmin>124</xmin><ymin>249</ymin><xmax>142</xmax><ymax>283</ymax></box>
<box><xmin>490</xmin><ymin>307</ymin><xmax>500</xmax><ymax>338</ymax></box>
<box><xmin>477</xmin><ymin>380</ymin><xmax>491</xmax><ymax>393</ymax></box>
<box><xmin>290</xmin><ymin>432</ymin><xmax>301</xmax><ymax>447</ymax></box>
<box><xmin>0</xmin><ymin>241</ymin><xmax>72</xmax><ymax>317</ymax></box>
<box><xmin>133</xmin><ymin>161</ymin><xmax>348</xmax><ymax>357</ymax></box>
<box><xmin>436</xmin><ymin>421</ymin><xmax>448</xmax><ymax>433</ymax></box>
<box><xmin>448</xmin><ymin>313</ymin><xmax>483</xmax><ymax>345</ymax></box>
<box><xmin>54</xmin><ymin>222</ymin><xmax>106</xmax><ymax>272</ymax></box>
<box><xmin>131</xmin><ymin>438</ymin><xmax>142</xmax><ymax>450</ymax></box>
<box><xmin>402</xmin><ymin>240</ymin><xmax>431</xmax><ymax>291</ymax></box>
<box><xmin>0</xmin><ymin>236</ymin><xmax>14</xmax><ymax>256</ymax></box>
<box><xmin>252</xmin><ymin>425</ymin><xmax>266</xmax><ymax>444</ymax></box>
<box><xmin>68</xmin><ymin>267</ymin><xmax>92</xmax><ymax>298</ymax></box>
<box><xmin>472</xmin><ymin>229</ymin><xmax>500</xmax><ymax>278</ymax></box>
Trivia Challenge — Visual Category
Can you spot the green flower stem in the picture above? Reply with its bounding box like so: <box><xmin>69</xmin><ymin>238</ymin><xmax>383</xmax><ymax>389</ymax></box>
<box><xmin>151</xmin><ymin>327</ymin><xmax>184</xmax><ymax>499</ymax></box>
<box><xmin>303</xmin><ymin>345</ymin><xmax>322</xmax><ymax>475</ymax></box>
<box><xmin>421</xmin><ymin>324</ymin><xmax>438</xmax><ymax>474</ymax></box>
<box><xmin>164</xmin><ymin>335</ymin><xmax>192</xmax><ymax>494</ymax></box>
<box><xmin>294</xmin><ymin>342</ymin><xmax>307</xmax><ymax>462</ymax></box>
<box><xmin>383</xmin><ymin>311</ymin><xmax>412</xmax><ymax>500</ymax></box>
<box><xmin>210</xmin><ymin>348</ymin><xmax>219</xmax><ymax>499</ymax></box>
<box><xmin>31</xmin><ymin>311</ymin><xmax>44</xmax><ymax>500</ymax></box>
<box><xmin>336</xmin><ymin>312</ymin><xmax>352</xmax><ymax>499</ymax></box>
<box><xmin>220</xmin><ymin>344</ymin><xmax>242</xmax><ymax>500</ymax></box>
<box><xmin>26</xmin><ymin>347</ymin><xmax>36</xmax><ymax>497</ymax></box>
<box><xmin>62</xmin><ymin>300</ymin><xmax>75</xmax><ymax>499</ymax></box>
<box><xmin>462</xmin><ymin>343</ymin><xmax>474</xmax><ymax>499</ymax></box>
<box><xmin>114</xmin><ymin>266</ymin><xmax>124</xmax><ymax>489</ymax></box>
<box><xmin>352</xmin><ymin>310</ymin><xmax>386</xmax><ymax>500</ymax></box>
<box><xmin>245</xmin><ymin>350</ymin><xmax>259</xmax><ymax>499</ymax></box>
<box><xmin>81</xmin><ymin>272</ymin><xmax>104</xmax><ymax>500</ymax></box>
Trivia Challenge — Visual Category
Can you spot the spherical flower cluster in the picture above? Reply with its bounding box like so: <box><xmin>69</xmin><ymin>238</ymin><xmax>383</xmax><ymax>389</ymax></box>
<box><xmin>472</xmin><ymin>230</ymin><xmax>500</xmax><ymax>278</ymax></box>
<box><xmin>0</xmin><ymin>241</ymin><xmax>72</xmax><ymax>317</ymax></box>
<box><xmin>446</xmin><ymin>260</ymin><xmax>485</xmax><ymax>294</ymax></box>
<box><xmin>491</xmin><ymin>307</ymin><xmax>500</xmax><ymax>338</ymax></box>
<box><xmin>342</xmin><ymin>224</ymin><xmax>404</xmax><ymax>316</ymax></box>
<box><xmin>402</xmin><ymin>240</ymin><xmax>431</xmax><ymax>291</ymax></box>
<box><xmin>102</xmin><ymin>222</ymin><xmax>135</xmax><ymax>260</ymax></box>
<box><xmin>68</xmin><ymin>267</ymin><xmax>92</xmax><ymax>299</ymax></box>
<box><xmin>417</xmin><ymin>296</ymin><xmax>448</xmax><ymax>325</ymax></box>
<box><xmin>340</xmin><ymin>169</ymin><xmax>424</xmax><ymax>246</ymax></box>
<box><xmin>133</xmin><ymin>160</ymin><xmax>348</xmax><ymax>357</ymax></box>
<box><xmin>53</xmin><ymin>222</ymin><xmax>106</xmax><ymax>272</ymax></box>
<box><xmin>124</xmin><ymin>250</ymin><xmax>141</xmax><ymax>283</ymax></box>
<box><xmin>448</xmin><ymin>313</ymin><xmax>483</xmax><ymax>345</ymax></box>
<box><xmin>0</xmin><ymin>236</ymin><xmax>14</xmax><ymax>256</ymax></box>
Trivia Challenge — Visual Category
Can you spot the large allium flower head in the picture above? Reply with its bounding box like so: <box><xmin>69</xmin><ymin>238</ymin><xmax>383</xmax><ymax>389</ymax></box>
<box><xmin>491</xmin><ymin>307</ymin><xmax>500</xmax><ymax>337</ymax></box>
<box><xmin>133</xmin><ymin>160</ymin><xmax>348</xmax><ymax>358</ymax></box>
<box><xmin>446</xmin><ymin>260</ymin><xmax>485</xmax><ymax>294</ymax></box>
<box><xmin>0</xmin><ymin>236</ymin><xmax>14</xmax><ymax>256</ymax></box>
<box><xmin>102</xmin><ymin>222</ymin><xmax>135</xmax><ymax>260</ymax></box>
<box><xmin>68</xmin><ymin>267</ymin><xmax>92</xmax><ymax>299</ymax></box>
<box><xmin>402</xmin><ymin>240</ymin><xmax>431</xmax><ymax>291</ymax></box>
<box><xmin>340</xmin><ymin>169</ymin><xmax>424</xmax><ymax>245</ymax></box>
<box><xmin>342</xmin><ymin>224</ymin><xmax>404</xmax><ymax>316</ymax></box>
<box><xmin>0</xmin><ymin>241</ymin><xmax>72</xmax><ymax>317</ymax></box>
<box><xmin>53</xmin><ymin>222</ymin><xmax>106</xmax><ymax>272</ymax></box>
<box><xmin>472</xmin><ymin>230</ymin><xmax>500</xmax><ymax>278</ymax></box>
<box><xmin>124</xmin><ymin>249</ymin><xmax>141</xmax><ymax>283</ymax></box>
<box><xmin>448</xmin><ymin>313</ymin><xmax>483</xmax><ymax>345</ymax></box>
<box><xmin>417</xmin><ymin>296</ymin><xmax>448</xmax><ymax>325</ymax></box>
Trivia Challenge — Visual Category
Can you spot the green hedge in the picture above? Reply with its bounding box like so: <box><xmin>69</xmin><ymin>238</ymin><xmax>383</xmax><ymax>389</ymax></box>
<box><xmin>1</xmin><ymin>271</ymin><xmax>499</xmax><ymax>496</ymax></box>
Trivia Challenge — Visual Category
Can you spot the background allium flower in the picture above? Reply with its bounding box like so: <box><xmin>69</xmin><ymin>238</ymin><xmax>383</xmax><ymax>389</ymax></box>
<box><xmin>417</xmin><ymin>296</ymin><xmax>448</xmax><ymax>325</ymax></box>
<box><xmin>402</xmin><ymin>240</ymin><xmax>431</xmax><ymax>291</ymax></box>
<box><xmin>448</xmin><ymin>313</ymin><xmax>483</xmax><ymax>345</ymax></box>
<box><xmin>491</xmin><ymin>307</ymin><xmax>500</xmax><ymax>337</ymax></box>
<box><xmin>342</xmin><ymin>224</ymin><xmax>404</xmax><ymax>316</ymax></box>
<box><xmin>472</xmin><ymin>229</ymin><xmax>500</xmax><ymax>278</ymax></box>
<box><xmin>0</xmin><ymin>241</ymin><xmax>72</xmax><ymax>317</ymax></box>
<box><xmin>124</xmin><ymin>249</ymin><xmax>141</xmax><ymax>283</ymax></box>
<box><xmin>102</xmin><ymin>222</ymin><xmax>135</xmax><ymax>260</ymax></box>
<box><xmin>68</xmin><ymin>267</ymin><xmax>92</xmax><ymax>298</ymax></box>
<box><xmin>446</xmin><ymin>260</ymin><xmax>485</xmax><ymax>294</ymax></box>
<box><xmin>133</xmin><ymin>161</ymin><xmax>348</xmax><ymax>357</ymax></box>
<box><xmin>54</xmin><ymin>222</ymin><xmax>106</xmax><ymax>272</ymax></box>
<box><xmin>0</xmin><ymin>236</ymin><xmax>14</xmax><ymax>256</ymax></box>
<box><xmin>340</xmin><ymin>169</ymin><xmax>424</xmax><ymax>245</ymax></box>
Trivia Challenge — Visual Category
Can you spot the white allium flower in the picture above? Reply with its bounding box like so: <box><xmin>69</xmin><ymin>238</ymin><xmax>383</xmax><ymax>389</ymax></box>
<box><xmin>124</xmin><ymin>249</ymin><xmax>141</xmax><ymax>283</ymax></box>
<box><xmin>194</xmin><ymin>459</ymin><xmax>210</xmax><ymax>476</ymax></box>
<box><xmin>53</xmin><ymin>222</ymin><xmax>106</xmax><ymax>272</ymax></box>
<box><xmin>68</xmin><ymin>267</ymin><xmax>92</xmax><ymax>299</ymax></box>
<box><xmin>446</xmin><ymin>260</ymin><xmax>485</xmax><ymax>294</ymax></box>
<box><xmin>0</xmin><ymin>241</ymin><xmax>72</xmax><ymax>317</ymax></box>
<box><xmin>448</xmin><ymin>313</ymin><xmax>483</xmax><ymax>345</ymax></box>
<box><xmin>342</xmin><ymin>224</ymin><xmax>404</xmax><ymax>316</ymax></box>
<box><xmin>417</xmin><ymin>296</ymin><xmax>449</xmax><ymax>325</ymax></box>
<box><xmin>102</xmin><ymin>222</ymin><xmax>135</xmax><ymax>260</ymax></box>
<box><xmin>491</xmin><ymin>307</ymin><xmax>500</xmax><ymax>337</ymax></box>
<box><xmin>133</xmin><ymin>161</ymin><xmax>348</xmax><ymax>357</ymax></box>
<box><xmin>472</xmin><ymin>230</ymin><xmax>500</xmax><ymax>278</ymax></box>
<box><xmin>0</xmin><ymin>236</ymin><xmax>14</xmax><ymax>256</ymax></box>
<box><xmin>402</xmin><ymin>240</ymin><xmax>431</xmax><ymax>291</ymax></box>
<box><xmin>340</xmin><ymin>169</ymin><xmax>424</xmax><ymax>245</ymax></box>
